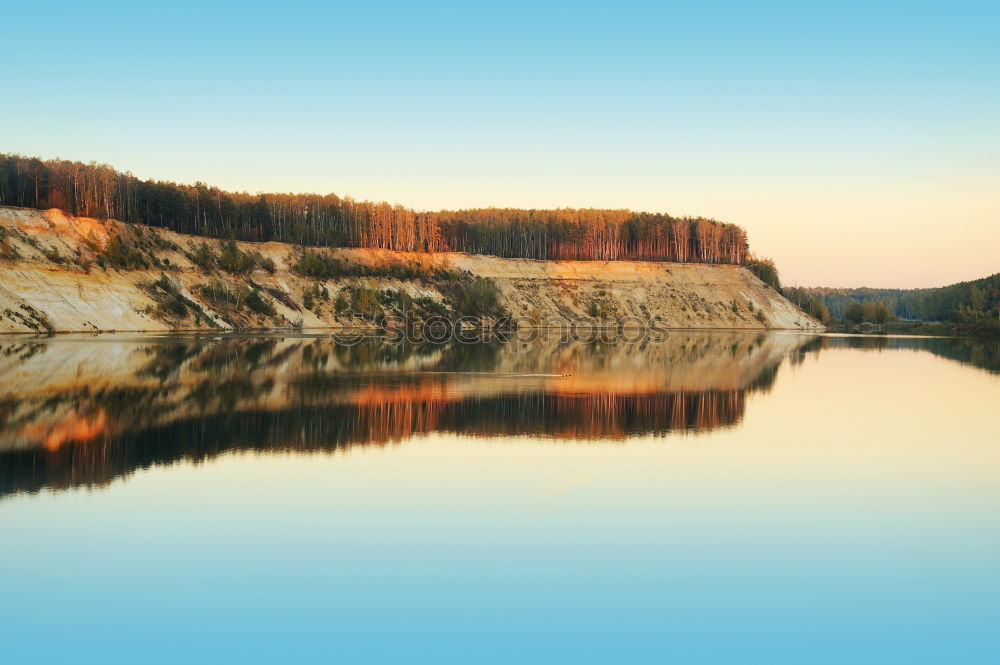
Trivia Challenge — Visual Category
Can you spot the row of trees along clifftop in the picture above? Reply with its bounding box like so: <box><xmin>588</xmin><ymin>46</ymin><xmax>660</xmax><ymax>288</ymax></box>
<box><xmin>0</xmin><ymin>154</ymin><xmax>751</xmax><ymax>264</ymax></box>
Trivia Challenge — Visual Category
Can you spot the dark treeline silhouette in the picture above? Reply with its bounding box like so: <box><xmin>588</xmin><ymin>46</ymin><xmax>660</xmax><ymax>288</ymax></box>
<box><xmin>785</xmin><ymin>273</ymin><xmax>1000</xmax><ymax>322</ymax></box>
<box><xmin>0</xmin><ymin>153</ymin><xmax>749</xmax><ymax>264</ymax></box>
<box><xmin>746</xmin><ymin>256</ymin><xmax>781</xmax><ymax>291</ymax></box>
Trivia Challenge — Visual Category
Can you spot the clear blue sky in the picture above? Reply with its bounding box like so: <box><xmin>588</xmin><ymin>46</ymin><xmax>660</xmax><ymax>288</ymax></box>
<box><xmin>3</xmin><ymin>0</ymin><xmax>998</xmax><ymax>287</ymax></box>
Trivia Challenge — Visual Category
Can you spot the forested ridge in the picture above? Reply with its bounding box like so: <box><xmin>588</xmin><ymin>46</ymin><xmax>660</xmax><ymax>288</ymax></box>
<box><xmin>785</xmin><ymin>273</ymin><xmax>1000</xmax><ymax>323</ymax></box>
<box><xmin>0</xmin><ymin>153</ymin><xmax>749</xmax><ymax>264</ymax></box>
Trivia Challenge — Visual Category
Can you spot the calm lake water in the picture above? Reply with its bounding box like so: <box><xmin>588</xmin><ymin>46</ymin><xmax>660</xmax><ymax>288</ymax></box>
<box><xmin>1</xmin><ymin>331</ymin><xmax>998</xmax><ymax>664</ymax></box>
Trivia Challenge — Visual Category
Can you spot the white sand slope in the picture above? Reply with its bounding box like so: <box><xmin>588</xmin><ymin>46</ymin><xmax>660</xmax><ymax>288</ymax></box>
<box><xmin>0</xmin><ymin>206</ymin><xmax>822</xmax><ymax>333</ymax></box>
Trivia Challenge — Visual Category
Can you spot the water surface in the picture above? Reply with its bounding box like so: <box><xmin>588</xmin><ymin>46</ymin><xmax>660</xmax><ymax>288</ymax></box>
<box><xmin>1</xmin><ymin>332</ymin><xmax>998</xmax><ymax>663</ymax></box>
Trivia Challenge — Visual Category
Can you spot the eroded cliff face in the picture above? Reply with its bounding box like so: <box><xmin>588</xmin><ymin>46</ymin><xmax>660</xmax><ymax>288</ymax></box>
<box><xmin>0</xmin><ymin>206</ymin><xmax>821</xmax><ymax>333</ymax></box>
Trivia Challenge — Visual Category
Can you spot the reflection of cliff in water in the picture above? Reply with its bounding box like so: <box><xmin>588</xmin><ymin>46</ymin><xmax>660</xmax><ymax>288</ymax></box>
<box><xmin>0</xmin><ymin>332</ymin><xmax>808</xmax><ymax>496</ymax></box>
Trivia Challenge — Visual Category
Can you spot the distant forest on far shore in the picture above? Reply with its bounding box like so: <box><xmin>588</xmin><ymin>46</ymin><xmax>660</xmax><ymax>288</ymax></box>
<box><xmin>785</xmin><ymin>274</ymin><xmax>1000</xmax><ymax>325</ymax></box>
<box><xmin>0</xmin><ymin>153</ymin><xmax>751</xmax><ymax>265</ymax></box>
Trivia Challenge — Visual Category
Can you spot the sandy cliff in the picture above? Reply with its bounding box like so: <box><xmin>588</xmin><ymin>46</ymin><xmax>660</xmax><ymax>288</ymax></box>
<box><xmin>0</xmin><ymin>206</ymin><xmax>821</xmax><ymax>333</ymax></box>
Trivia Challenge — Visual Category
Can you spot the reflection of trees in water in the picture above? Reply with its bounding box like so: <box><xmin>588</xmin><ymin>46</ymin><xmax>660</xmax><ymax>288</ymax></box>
<box><xmin>877</xmin><ymin>337</ymin><xmax>998</xmax><ymax>373</ymax></box>
<box><xmin>436</xmin><ymin>392</ymin><xmax>745</xmax><ymax>438</ymax></box>
<box><xmin>0</xmin><ymin>331</ymin><xmax>826</xmax><ymax>497</ymax></box>
<box><xmin>1</xmin><ymin>330</ymin><xmax>993</xmax><ymax>499</ymax></box>
<box><xmin>792</xmin><ymin>336</ymin><xmax>999</xmax><ymax>374</ymax></box>
<box><xmin>0</xmin><ymin>389</ymin><xmax>748</xmax><ymax>497</ymax></box>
